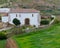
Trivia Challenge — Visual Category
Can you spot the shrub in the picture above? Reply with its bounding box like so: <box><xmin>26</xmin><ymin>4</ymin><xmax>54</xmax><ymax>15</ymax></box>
<box><xmin>21</xmin><ymin>25</ymin><xmax>27</xmax><ymax>29</ymax></box>
<box><xmin>0</xmin><ymin>32</ymin><xmax>7</xmax><ymax>40</ymax></box>
<box><xmin>51</xmin><ymin>17</ymin><xmax>54</xmax><ymax>20</ymax></box>
<box><xmin>40</xmin><ymin>20</ymin><xmax>49</xmax><ymax>25</ymax></box>
<box><xmin>33</xmin><ymin>25</ymin><xmax>36</xmax><ymax>27</ymax></box>
<box><xmin>11</xmin><ymin>27</ymin><xmax>24</xmax><ymax>35</ymax></box>
<box><xmin>21</xmin><ymin>25</ymin><xmax>33</xmax><ymax>29</ymax></box>
<box><xmin>54</xmin><ymin>19</ymin><xmax>60</xmax><ymax>24</ymax></box>
<box><xmin>0</xmin><ymin>16</ymin><xmax>1</xmax><ymax>20</ymax></box>
<box><xmin>13</xmin><ymin>18</ymin><xmax>20</xmax><ymax>26</ymax></box>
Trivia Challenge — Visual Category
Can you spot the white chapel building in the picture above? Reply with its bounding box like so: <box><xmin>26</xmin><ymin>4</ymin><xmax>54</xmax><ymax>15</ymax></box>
<box><xmin>0</xmin><ymin>8</ymin><xmax>41</xmax><ymax>27</ymax></box>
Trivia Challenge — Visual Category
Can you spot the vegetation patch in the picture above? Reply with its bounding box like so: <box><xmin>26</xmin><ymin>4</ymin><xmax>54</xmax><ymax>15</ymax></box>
<box><xmin>0</xmin><ymin>40</ymin><xmax>6</xmax><ymax>48</ymax></box>
<box><xmin>40</xmin><ymin>19</ymin><xmax>49</xmax><ymax>25</ymax></box>
<box><xmin>0</xmin><ymin>30</ymin><xmax>10</xmax><ymax>40</ymax></box>
<box><xmin>13</xmin><ymin>23</ymin><xmax>60</xmax><ymax>48</ymax></box>
<box><xmin>0</xmin><ymin>0</ymin><xmax>8</xmax><ymax>4</ymax></box>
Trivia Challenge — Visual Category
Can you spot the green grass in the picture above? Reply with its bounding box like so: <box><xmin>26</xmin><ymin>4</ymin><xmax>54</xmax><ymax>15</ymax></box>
<box><xmin>0</xmin><ymin>40</ymin><xmax>6</xmax><ymax>48</ymax></box>
<box><xmin>13</xmin><ymin>23</ymin><xmax>60</xmax><ymax>48</ymax></box>
<box><xmin>0</xmin><ymin>30</ymin><xmax>9</xmax><ymax>48</ymax></box>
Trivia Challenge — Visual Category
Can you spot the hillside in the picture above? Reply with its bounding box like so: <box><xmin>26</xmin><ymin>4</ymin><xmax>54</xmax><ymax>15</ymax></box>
<box><xmin>0</xmin><ymin>0</ymin><xmax>8</xmax><ymax>4</ymax></box>
<box><xmin>11</xmin><ymin>0</ymin><xmax>60</xmax><ymax>8</ymax></box>
<box><xmin>0</xmin><ymin>0</ymin><xmax>60</xmax><ymax>15</ymax></box>
<box><xmin>0</xmin><ymin>0</ymin><xmax>60</xmax><ymax>8</ymax></box>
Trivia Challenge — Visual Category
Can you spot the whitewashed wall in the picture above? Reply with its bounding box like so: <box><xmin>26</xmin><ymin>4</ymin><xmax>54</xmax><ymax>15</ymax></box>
<box><xmin>2</xmin><ymin>16</ymin><xmax>8</xmax><ymax>23</ymax></box>
<box><xmin>0</xmin><ymin>8</ymin><xmax>10</xmax><ymax>13</ymax></box>
<box><xmin>9</xmin><ymin>13</ymin><xmax>40</xmax><ymax>27</ymax></box>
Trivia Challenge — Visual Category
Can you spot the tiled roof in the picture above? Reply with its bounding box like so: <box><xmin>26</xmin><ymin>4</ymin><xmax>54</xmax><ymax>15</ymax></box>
<box><xmin>2</xmin><ymin>13</ymin><xmax>8</xmax><ymax>16</ymax></box>
<box><xmin>10</xmin><ymin>8</ymin><xmax>40</xmax><ymax>13</ymax></box>
<box><xmin>1</xmin><ymin>13</ymin><xmax>8</xmax><ymax>16</ymax></box>
<box><xmin>0</xmin><ymin>8</ymin><xmax>40</xmax><ymax>13</ymax></box>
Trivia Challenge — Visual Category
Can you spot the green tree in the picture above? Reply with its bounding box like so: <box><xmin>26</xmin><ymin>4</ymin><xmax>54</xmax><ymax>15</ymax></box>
<box><xmin>13</xmin><ymin>18</ymin><xmax>20</xmax><ymax>26</ymax></box>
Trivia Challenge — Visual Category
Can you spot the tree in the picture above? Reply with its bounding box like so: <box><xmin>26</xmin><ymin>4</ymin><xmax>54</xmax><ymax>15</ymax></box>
<box><xmin>13</xmin><ymin>18</ymin><xmax>20</xmax><ymax>26</ymax></box>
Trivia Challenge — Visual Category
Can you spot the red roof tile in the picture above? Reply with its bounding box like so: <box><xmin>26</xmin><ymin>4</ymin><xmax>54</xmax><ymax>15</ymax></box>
<box><xmin>10</xmin><ymin>8</ymin><xmax>40</xmax><ymax>13</ymax></box>
<box><xmin>1</xmin><ymin>13</ymin><xmax>8</xmax><ymax>16</ymax></box>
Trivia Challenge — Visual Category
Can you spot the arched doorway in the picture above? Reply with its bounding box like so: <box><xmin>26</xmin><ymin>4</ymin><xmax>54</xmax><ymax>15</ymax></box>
<box><xmin>25</xmin><ymin>18</ymin><xmax>30</xmax><ymax>25</ymax></box>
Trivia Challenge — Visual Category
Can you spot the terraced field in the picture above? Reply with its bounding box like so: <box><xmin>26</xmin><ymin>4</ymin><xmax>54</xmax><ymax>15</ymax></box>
<box><xmin>13</xmin><ymin>23</ymin><xmax>60</xmax><ymax>48</ymax></box>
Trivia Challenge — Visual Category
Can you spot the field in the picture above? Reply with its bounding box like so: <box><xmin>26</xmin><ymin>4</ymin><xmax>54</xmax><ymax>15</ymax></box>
<box><xmin>13</xmin><ymin>23</ymin><xmax>60</xmax><ymax>48</ymax></box>
<box><xmin>0</xmin><ymin>40</ymin><xmax>6</xmax><ymax>48</ymax></box>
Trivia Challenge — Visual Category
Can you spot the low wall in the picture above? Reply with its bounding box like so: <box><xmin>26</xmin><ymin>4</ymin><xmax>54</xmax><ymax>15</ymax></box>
<box><xmin>49</xmin><ymin>15</ymin><xmax>56</xmax><ymax>25</ymax></box>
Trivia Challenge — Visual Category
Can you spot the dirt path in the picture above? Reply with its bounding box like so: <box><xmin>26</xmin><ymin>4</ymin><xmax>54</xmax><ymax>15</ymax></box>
<box><xmin>6</xmin><ymin>38</ymin><xmax>18</xmax><ymax>48</ymax></box>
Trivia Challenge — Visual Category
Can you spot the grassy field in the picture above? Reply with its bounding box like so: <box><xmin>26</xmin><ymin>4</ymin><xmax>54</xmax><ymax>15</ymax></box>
<box><xmin>0</xmin><ymin>40</ymin><xmax>6</xmax><ymax>48</ymax></box>
<box><xmin>13</xmin><ymin>23</ymin><xmax>60</xmax><ymax>48</ymax></box>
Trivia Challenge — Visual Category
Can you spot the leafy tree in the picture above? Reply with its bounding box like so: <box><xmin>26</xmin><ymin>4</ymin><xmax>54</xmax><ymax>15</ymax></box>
<box><xmin>13</xmin><ymin>18</ymin><xmax>20</xmax><ymax>26</ymax></box>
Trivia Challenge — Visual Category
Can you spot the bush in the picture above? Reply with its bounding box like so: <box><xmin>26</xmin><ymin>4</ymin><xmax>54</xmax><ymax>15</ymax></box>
<box><xmin>13</xmin><ymin>18</ymin><xmax>20</xmax><ymax>26</ymax></box>
<box><xmin>21</xmin><ymin>25</ymin><xmax>27</xmax><ymax>29</ymax></box>
<box><xmin>11</xmin><ymin>27</ymin><xmax>24</xmax><ymax>35</ymax></box>
<box><xmin>51</xmin><ymin>17</ymin><xmax>54</xmax><ymax>20</ymax></box>
<box><xmin>0</xmin><ymin>16</ymin><xmax>1</xmax><ymax>20</ymax></box>
<box><xmin>40</xmin><ymin>20</ymin><xmax>49</xmax><ymax>25</ymax></box>
<box><xmin>0</xmin><ymin>32</ymin><xmax>7</xmax><ymax>40</ymax></box>
<box><xmin>54</xmin><ymin>19</ymin><xmax>60</xmax><ymax>24</ymax></box>
<box><xmin>21</xmin><ymin>25</ymin><xmax>33</xmax><ymax>29</ymax></box>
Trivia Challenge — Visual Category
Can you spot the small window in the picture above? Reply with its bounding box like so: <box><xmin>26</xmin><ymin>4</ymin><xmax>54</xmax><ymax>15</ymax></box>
<box><xmin>32</xmin><ymin>14</ymin><xmax>34</xmax><ymax>17</ymax></box>
<box><xmin>16</xmin><ymin>14</ymin><xmax>17</xmax><ymax>17</ymax></box>
<box><xmin>19</xmin><ymin>14</ymin><xmax>21</xmax><ymax>17</ymax></box>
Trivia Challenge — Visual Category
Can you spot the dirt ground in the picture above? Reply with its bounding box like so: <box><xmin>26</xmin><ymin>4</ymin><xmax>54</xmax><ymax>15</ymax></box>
<box><xmin>0</xmin><ymin>22</ymin><xmax>3</xmax><ymax>29</ymax></box>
